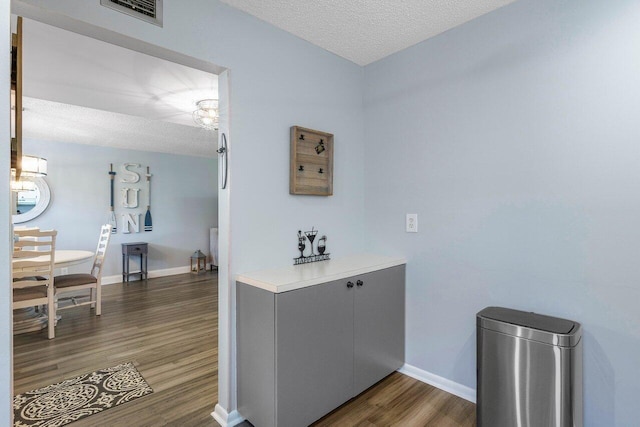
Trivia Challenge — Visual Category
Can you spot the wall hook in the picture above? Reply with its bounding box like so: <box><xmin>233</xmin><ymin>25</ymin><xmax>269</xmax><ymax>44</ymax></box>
<box><xmin>218</xmin><ymin>133</ymin><xmax>228</xmax><ymax>189</ymax></box>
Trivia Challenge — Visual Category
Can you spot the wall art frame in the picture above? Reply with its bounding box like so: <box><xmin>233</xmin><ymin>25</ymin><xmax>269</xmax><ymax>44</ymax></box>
<box><xmin>290</xmin><ymin>126</ymin><xmax>334</xmax><ymax>196</ymax></box>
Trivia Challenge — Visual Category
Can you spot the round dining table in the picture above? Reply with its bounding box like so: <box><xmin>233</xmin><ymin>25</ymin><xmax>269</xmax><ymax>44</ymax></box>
<box><xmin>12</xmin><ymin>249</ymin><xmax>94</xmax><ymax>269</ymax></box>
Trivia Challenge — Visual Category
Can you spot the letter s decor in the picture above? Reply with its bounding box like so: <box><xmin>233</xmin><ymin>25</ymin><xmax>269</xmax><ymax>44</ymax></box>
<box><xmin>120</xmin><ymin>163</ymin><xmax>141</xmax><ymax>183</ymax></box>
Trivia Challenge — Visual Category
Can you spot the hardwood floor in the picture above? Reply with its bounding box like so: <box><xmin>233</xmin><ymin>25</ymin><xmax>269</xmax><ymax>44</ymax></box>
<box><xmin>311</xmin><ymin>373</ymin><xmax>476</xmax><ymax>427</ymax></box>
<box><xmin>13</xmin><ymin>272</ymin><xmax>219</xmax><ymax>427</ymax></box>
<box><xmin>15</xmin><ymin>272</ymin><xmax>475</xmax><ymax>426</ymax></box>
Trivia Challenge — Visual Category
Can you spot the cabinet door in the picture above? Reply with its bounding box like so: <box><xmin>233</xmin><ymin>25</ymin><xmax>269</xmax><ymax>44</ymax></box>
<box><xmin>354</xmin><ymin>265</ymin><xmax>405</xmax><ymax>395</ymax></box>
<box><xmin>276</xmin><ymin>279</ymin><xmax>354</xmax><ymax>427</ymax></box>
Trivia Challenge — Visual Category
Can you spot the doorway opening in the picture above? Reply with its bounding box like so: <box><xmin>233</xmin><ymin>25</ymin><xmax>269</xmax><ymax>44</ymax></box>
<box><xmin>10</xmin><ymin>14</ymin><xmax>228</xmax><ymax>425</ymax></box>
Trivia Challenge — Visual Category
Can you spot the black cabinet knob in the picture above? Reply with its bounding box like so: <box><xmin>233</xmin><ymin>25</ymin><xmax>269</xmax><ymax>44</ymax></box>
<box><xmin>357</xmin><ymin>280</ymin><xmax>363</xmax><ymax>287</ymax></box>
<box><xmin>347</xmin><ymin>281</ymin><xmax>354</xmax><ymax>289</ymax></box>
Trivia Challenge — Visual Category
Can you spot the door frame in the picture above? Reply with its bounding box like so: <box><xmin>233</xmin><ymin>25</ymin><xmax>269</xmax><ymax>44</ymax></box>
<box><xmin>2</xmin><ymin>7</ymin><xmax>234</xmax><ymax>424</ymax></box>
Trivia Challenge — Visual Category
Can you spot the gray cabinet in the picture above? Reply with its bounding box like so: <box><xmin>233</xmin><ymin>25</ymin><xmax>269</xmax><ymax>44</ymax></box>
<box><xmin>354</xmin><ymin>267</ymin><xmax>405</xmax><ymax>395</ymax></box>
<box><xmin>276</xmin><ymin>279</ymin><xmax>354</xmax><ymax>427</ymax></box>
<box><xmin>237</xmin><ymin>265</ymin><xmax>405</xmax><ymax>427</ymax></box>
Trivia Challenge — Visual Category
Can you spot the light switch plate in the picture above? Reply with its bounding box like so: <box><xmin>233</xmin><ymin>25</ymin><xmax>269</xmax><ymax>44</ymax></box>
<box><xmin>406</xmin><ymin>213</ymin><xmax>418</xmax><ymax>233</ymax></box>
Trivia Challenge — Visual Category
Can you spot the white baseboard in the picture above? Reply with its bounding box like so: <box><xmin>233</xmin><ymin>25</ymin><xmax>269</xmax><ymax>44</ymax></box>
<box><xmin>101</xmin><ymin>265</ymin><xmax>192</xmax><ymax>285</ymax></box>
<box><xmin>212</xmin><ymin>404</ymin><xmax>244</xmax><ymax>427</ymax></box>
<box><xmin>398</xmin><ymin>364</ymin><xmax>476</xmax><ymax>403</ymax></box>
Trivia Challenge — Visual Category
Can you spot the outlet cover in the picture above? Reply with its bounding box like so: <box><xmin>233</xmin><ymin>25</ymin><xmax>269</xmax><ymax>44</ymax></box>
<box><xmin>406</xmin><ymin>214</ymin><xmax>418</xmax><ymax>233</ymax></box>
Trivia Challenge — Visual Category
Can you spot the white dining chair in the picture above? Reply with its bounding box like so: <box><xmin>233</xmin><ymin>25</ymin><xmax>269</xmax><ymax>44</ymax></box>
<box><xmin>13</xmin><ymin>229</ymin><xmax>58</xmax><ymax>339</ymax></box>
<box><xmin>54</xmin><ymin>224</ymin><xmax>111</xmax><ymax>316</ymax></box>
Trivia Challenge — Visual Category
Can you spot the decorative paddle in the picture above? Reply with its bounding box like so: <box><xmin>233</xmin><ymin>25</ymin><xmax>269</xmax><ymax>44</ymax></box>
<box><xmin>144</xmin><ymin>166</ymin><xmax>152</xmax><ymax>231</ymax></box>
<box><xmin>108</xmin><ymin>163</ymin><xmax>117</xmax><ymax>233</ymax></box>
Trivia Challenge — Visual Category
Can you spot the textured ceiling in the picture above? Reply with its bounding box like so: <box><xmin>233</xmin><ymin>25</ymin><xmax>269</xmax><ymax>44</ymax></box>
<box><xmin>220</xmin><ymin>0</ymin><xmax>517</xmax><ymax>65</ymax></box>
<box><xmin>21</xmin><ymin>18</ymin><xmax>218</xmax><ymax>157</ymax></box>
<box><xmin>23</xmin><ymin>97</ymin><xmax>217</xmax><ymax>158</ymax></box>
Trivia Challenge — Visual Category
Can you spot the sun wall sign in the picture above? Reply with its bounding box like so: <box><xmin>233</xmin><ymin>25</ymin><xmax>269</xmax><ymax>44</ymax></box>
<box><xmin>108</xmin><ymin>163</ymin><xmax>153</xmax><ymax>234</ymax></box>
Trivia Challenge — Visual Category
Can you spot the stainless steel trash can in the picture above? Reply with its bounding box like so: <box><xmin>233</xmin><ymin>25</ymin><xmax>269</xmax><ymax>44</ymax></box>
<box><xmin>477</xmin><ymin>307</ymin><xmax>583</xmax><ymax>427</ymax></box>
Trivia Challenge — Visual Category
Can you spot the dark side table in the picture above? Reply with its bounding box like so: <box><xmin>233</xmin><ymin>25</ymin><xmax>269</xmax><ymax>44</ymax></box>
<box><xmin>122</xmin><ymin>242</ymin><xmax>148</xmax><ymax>283</ymax></box>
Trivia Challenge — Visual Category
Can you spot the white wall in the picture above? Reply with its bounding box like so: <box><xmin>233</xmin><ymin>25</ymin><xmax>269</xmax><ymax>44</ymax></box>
<box><xmin>2</xmin><ymin>0</ymin><xmax>366</xmax><ymax>423</ymax></box>
<box><xmin>21</xmin><ymin>139</ymin><xmax>217</xmax><ymax>277</ymax></box>
<box><xmin>363</xmin><ymin>0</ymin><xmax>640</xmax><ymax>425</ymax></box>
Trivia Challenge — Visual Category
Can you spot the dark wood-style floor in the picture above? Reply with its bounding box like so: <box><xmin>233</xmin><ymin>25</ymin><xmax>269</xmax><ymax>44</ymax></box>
<box><xmin>14</xmin><ymin>272</ymin><xmax>219</xmax><ymax>427</ymax></box>
<box><xmin>311</xmin><ymin>373</ymin><xmax>476</xmax><ymax>426</ymax></box>
<box><xmin>15</xmin><ymin>272</ymin><xmax>475</xmax><ymax>426</ymax></box>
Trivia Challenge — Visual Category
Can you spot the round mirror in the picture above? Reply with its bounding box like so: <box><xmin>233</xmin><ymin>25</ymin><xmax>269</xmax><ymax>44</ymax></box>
<box><xmin>12</xmin><ymin>177</ymin><xmax>51</xmax><ymax>224</ymax></box>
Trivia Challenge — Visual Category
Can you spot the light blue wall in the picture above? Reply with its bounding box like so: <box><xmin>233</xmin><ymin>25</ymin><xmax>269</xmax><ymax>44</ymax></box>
<box><xmin>363</xmin><ymin>0</ymin><xmax>640</xmax><ymax>425</ymax></box>
<box><xmin>22</xmin><ymin>139</ymin><xmax>217</xmax><ymax>277</ymax></box>
<box><xmin>2</xmin><ymin>0</ymin><xmax>366</xmax><ymax>421</ymax></box>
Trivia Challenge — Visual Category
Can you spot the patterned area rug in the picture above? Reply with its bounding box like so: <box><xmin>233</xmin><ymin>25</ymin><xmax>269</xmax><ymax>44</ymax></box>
<box><xmin>13</xmin><ymin>362</ymin><xmax>153</xmax><ymax>427</ymax></box>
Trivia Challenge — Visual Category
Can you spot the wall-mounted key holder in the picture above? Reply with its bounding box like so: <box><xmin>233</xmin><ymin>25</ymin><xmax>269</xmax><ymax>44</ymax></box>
<box><xmin>290</xmin><ymin>126</ymin><xmax>334</xmax><ymax>196</ymax></box>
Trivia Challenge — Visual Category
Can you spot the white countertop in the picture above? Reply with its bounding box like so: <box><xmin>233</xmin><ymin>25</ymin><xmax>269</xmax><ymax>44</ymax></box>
<box><xmin>236</xmin><ymin>254</ymin><xmax>406</xmax><ymax>293</ymax></box>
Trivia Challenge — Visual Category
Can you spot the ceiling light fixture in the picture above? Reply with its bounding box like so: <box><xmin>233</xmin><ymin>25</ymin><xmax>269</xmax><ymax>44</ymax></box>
<box><xmin>193</xmin><ymin>99</ymin><xmax>219</xmax><ymax>130</ymax></box>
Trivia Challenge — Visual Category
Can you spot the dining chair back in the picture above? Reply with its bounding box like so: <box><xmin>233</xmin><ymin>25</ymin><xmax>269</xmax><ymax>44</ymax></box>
<box><xmin>12</xmin><ymin>229</ymin><xmax>57</xmax><ymax>339</ymax></box>
<box><xmin>55</xmin><ymin>224</ymin><xmax>111</xmax><ymax>316</ymax></box>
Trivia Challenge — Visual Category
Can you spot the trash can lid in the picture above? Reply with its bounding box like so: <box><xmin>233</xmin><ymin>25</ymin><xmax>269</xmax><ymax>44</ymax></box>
<box><xmin>477</xmin><ymin>306</ymin><xmax>581</xmax><ymax>347</ymax></box>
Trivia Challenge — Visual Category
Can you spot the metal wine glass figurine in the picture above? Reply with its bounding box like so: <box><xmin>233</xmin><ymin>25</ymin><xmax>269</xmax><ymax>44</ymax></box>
<box><xmin>318</xmin><ymin>235</ymin><xmax>327</xmax><ymax>255</ymax></box>
<box><xmin>297</xmin><ymin>230</ymin><xmax>306</xmax><ymax>259</ymax></box>
<box><xmin>304</xmin><ymin>227</ymin><xmax>318</xmax><ymax>257</ymax></box>
<box><xmin>294</xmin><ymin>227</ymin><xmax>330</xmax><ymax>265</ymax></box>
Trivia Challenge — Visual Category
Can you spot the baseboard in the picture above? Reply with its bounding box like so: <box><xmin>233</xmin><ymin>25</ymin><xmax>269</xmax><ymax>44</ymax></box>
<box><xmin>211</xmin><ymin>404</ymin><xmax>244</xmax><ymax>427</ymax></box>
<box><xmin>398</xmin><ymin>364</ymin><xmax>476</xmax><ymax>403</ymax></box>
<box><xmin>101</xmin><ymin>266</ymin><xmax>192</xmax><ymax>285</ymax></box>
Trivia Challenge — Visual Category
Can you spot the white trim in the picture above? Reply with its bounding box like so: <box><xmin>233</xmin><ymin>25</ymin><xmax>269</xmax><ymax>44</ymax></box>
<box><xmin>101</xmin><ymin>265</ymin><xmax>192</xmax><ymax>285</ymax></box>
<box><xmin>398</xmin><ymin>364</ymin><xmax>476</xmax><ymax>403</ymax></box>
<box><xmin>211</xmin><ymin>404</ymin><xmax>243</xmax><ymax>427</ymax></box>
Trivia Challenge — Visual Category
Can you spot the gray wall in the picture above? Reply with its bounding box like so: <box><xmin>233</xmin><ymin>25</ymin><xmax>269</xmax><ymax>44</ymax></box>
<box><xmin>363</xmin><ymin>0</ymin><xmax>640</xmax><ymax>425</ymax></box>
<box><xmin>22</xmin><ymin>138</ymin><xmax>217</xmax><ymax>277</ymax></box>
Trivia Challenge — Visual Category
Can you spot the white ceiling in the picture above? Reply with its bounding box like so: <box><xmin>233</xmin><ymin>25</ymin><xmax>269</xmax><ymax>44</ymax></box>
<box><xmin>19</xmin><ymin>2</ymin><xmax>516</xmax><ymax>155</ymax></box>
<box><xmin>21</xmin><ymin>19</ymin><xmax>218</xmax><ymax>157</ymax></box>
<box><xmin>220</xmin><ymin>0</ymin><xmax>517</xmax><ymax>66</ymax></box>
<box><xmin>23</xmin><ymin>97</ymin><xmax>217</xmax><ymax>158</ymax></box>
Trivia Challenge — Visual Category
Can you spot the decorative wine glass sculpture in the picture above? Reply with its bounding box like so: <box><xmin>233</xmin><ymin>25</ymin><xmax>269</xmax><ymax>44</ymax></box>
<box><xmin>318</xmin><ymin>235</ymin><xmax>327</xmax><ymax>255</ymax></box>
<box><xmin>304</xmin><ymin>228</ymin><xmax>318</xmax><ymax>257</ymax></box>
<box><xmin>298</xmin><ymin>237</ymin><xmax>306</xmax><ymax>258</ymax></box>
<box><xmin>297</xmin><ymin>230</ymin><xmax>306</xmax><ymax>258</ymax></box>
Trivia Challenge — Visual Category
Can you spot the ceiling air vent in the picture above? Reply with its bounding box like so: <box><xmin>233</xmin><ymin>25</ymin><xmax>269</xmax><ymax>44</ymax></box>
<box><xmin>100</xmin><ymin>0</ymin><xmax>163</xmax><ymax>27</ymax></box>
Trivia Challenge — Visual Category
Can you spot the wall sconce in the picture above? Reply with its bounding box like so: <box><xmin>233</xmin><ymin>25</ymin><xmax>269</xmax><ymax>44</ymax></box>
<box><xmin>11</xmin><ymin>155</ymin><xmax>46</xmax><ymax>192</ymax></box>
<box><xmin>20</xmin><ymin>155</ymin><xmax>47</xmax><ymax>177</ymax></box>
<box><xmin>192</xmin><ymin>99</ymin><xmax>219</xmax><ymax>130</ymax></box>
<box><xmin>10</xmin><ymin>171</ymin><xmax>35</xmax><ymax>192</ymax></box>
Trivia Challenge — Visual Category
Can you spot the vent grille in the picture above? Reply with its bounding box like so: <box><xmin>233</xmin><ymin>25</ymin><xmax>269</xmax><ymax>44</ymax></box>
<box><xmin>101</xmin><ymin>0</ymin><xmax>163</xmax><ymax>27</ymax></box>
